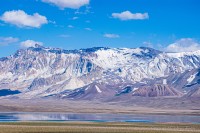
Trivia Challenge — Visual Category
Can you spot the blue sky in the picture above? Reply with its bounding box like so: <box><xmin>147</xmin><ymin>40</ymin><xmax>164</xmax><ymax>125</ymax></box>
<box><xmin>0</xmin><ymin>0</ymin><xmax>200</xmax><ymax>57</ymax></box>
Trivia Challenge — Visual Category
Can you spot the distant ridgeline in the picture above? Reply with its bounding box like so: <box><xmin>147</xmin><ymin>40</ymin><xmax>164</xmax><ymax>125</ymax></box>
<box><xmin>0</xmin><ymin>89</ymin><xmax>21</xmax><ymax>96</ymax></box>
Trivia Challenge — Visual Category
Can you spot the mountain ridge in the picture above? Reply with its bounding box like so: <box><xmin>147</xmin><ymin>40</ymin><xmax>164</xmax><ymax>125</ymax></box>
<box><xmin>0</xmin><ymin>45</ymin><xmax>200</xmax><ymax>99</ymax></box>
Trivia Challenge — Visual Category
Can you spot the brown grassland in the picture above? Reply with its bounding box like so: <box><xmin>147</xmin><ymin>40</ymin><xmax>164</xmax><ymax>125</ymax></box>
<box><xmin>0</xmin><ymin>122</ymin><xmax>199</xmax><ymax>133</ymax></box>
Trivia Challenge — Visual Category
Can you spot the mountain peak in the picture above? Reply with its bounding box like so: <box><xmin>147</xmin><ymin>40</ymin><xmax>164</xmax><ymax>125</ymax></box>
<box><xmin>34</xmin><ymin>44</ymin><xmax>44</xmax><ymax>48</ymax></box>
<box><xmin>80</xmin><ymin>47</ymin><xmax>110</xmax><ymax>53</ymax></box>
<box><xmin>130</xmin><ymin>47</ymin><xmax>161</xmax><ymax>58</ymax></box>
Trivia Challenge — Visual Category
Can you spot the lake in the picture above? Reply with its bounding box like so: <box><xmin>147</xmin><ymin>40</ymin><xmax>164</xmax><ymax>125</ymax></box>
<box><xmin>0</xmin><ymin>112</ymin><xmax>200</xmax><ymax>123</ymax></box>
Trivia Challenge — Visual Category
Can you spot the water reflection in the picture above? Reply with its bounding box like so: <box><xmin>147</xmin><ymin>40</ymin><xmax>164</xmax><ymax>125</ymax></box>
<box><xmin>0</xmin><ymin>113</ymin><xmax>199</xmax><ymax>123</ymax></box>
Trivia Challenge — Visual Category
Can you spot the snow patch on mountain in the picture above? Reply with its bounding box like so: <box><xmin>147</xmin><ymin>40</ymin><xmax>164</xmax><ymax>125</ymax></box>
<box><xmin>95</xmin><ymin>85</ymin><xmax>102</xmax><ymax>93</ymax></box>
<box><xmin>187</xmin><ymin>73</ymin><xmax>196</xmax><ymax>84</ymax></box>
<box><xmin>167</xmin><ymin>50</ymin><xmax>200</xmax><ymax>58</ymax></box>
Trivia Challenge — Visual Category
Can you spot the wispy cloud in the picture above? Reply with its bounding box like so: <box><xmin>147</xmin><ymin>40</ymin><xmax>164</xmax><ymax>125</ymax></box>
<box><xmin>72</xmin><ymin>17</ymin><xmax>79</xmax><ymax>20</ymax></box>
<box><xmin>0</xmin><ymin>10</ymin><xmax>48</xmax><ymax>28</ymax></box>
<box><xmin>112</xmin><ymin>11</ymin><xmax>149</xmax><ymax>21</ymax></box>
<box><xmin>104</xmin><ymin>34</ymin><xmax>120</xmax><ymax>38</ymax></box>
<box><xmin>165</xmin><ymin>38</ymin><xmax>200</xmax><ymax>52</ymax></box>
<box><xmin>42</xmin><ymin>0</ymin><xmax>90</xmax><ymax>9</ymax></box>
<box><xmin>84</xmin><ymin>28</ymin><xmax>92</xmax><ymax>31</ymax></box>
<box><xmin>0</xmin><ymin>37</ymin><xmax>19</xmax><ymax>46</ymax></box>
<box><xmin>74</xmin><ymin>5</ymin><xmax>92</xmax><ymax>14</ymax></box>
<box><xmin>49</xmin><ymin>20</ymin><xmax>56</xmax><ymax>24</ymax></box>
<box><xmin>20</xmin><ymin>40</ymin><xmax>43</xmax><ymax>48</ymax></box>
<box><xmin>143</xmin><ymin>41</ymin><xmax>153</xmax><ymax>48</ymax></box>
<box><xmin>68</xmin><ymin>25</ymin><xmax>74</xmax><ymax>28</ymax></box>
<box><xmin>59</xmin><ymin>34</ymin><xmax>71</xmax><ymax>38</ymax></box>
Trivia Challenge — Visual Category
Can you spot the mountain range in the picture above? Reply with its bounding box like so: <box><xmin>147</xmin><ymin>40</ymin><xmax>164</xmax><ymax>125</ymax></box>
<box><xmin>0</xmin><ymin>44</ymin><xmax>200</xmax><ymax>100</ymax></box>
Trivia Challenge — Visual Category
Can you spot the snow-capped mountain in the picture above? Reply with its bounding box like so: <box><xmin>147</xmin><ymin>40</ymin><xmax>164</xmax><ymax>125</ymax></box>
<box><xmin>1</xmin><ymin>44</ymin><xmax>200</xmax><ymax>99</ymax></box>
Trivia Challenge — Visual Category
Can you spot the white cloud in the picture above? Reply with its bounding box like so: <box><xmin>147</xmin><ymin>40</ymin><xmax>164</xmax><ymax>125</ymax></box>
<box><xmin>42</xmin><ymin>0</ymin><xmax>90</xmax><ymax>9</ymax></box>
<box><xmin>20</xmin><ymin>40</ymin><xmax>43</xmax><ymax>48</ymax></box>
<box><xmin>84</xmin><ymin>28</ymin><xmax>92</xmax><ymax>31</ymax></box>
<box><xmin>165</xmin><ymin>38</ymin><xmax>200</xmax><ymax>52</ymax></box>
<box><xmin>0</xmin><ymin>10</ymin><xmax>48</xmax><ymax>28</ymax></box>
<box><xmin>104</xmin><ymin>34</ymin><xmax>120</xmax><ymax>38</ymax></box>
<box><xmin>112</xmin><ymin>11</ymin><xmax>149</xmax><ymax>21</ymax></box>
<box><xmin>0</xmin><ymin>37</ymin><xmax>19</xmax><ymax>46</ymax></box>
<box><xmin>68</xmin><ymin>25</ymin><xmax>74</xmax><ymax>28</ymax></box>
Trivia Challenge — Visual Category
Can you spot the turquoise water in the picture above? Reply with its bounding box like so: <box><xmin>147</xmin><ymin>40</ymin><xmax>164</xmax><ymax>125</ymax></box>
<box><xmin>0</xmin><ymin>113</ymin><xmax>199</xmax><ymax>123</ymax></box>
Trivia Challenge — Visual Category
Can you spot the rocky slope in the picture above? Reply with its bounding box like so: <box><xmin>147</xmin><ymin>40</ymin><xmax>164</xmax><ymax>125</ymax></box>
<box><xmin>132</xmin><ymin>84</ymin><xmax>182</xmax><ymax>97</ymax></box>
<box><xmin>186</xmin><ymin>87</ymin><xmax>200</xmax><ymax>97</ymax></box>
